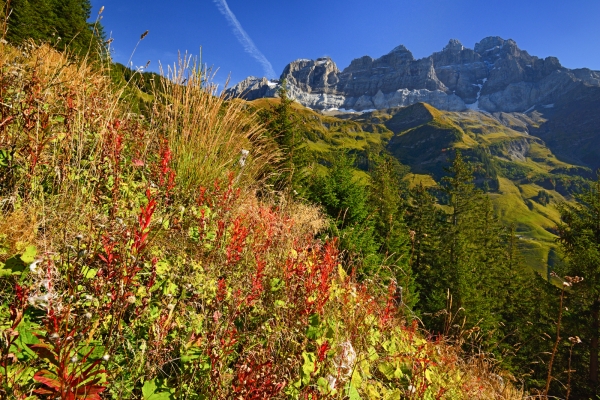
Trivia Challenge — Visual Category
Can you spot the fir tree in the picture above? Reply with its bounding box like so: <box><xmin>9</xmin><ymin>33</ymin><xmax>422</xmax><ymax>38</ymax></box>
<box><xmin>308</xmin><ymin>151</ymin><xmax>380</xmax><ymax>275</ymax></box>
<box><xmin>258</xmin><ymin>81</ymin><xmax>309</xmax><ymax>193</ymax></box>
<box><xmin>368</xmin><ymin>154</ymin><xmax>415</xmax><ymax>306</ymax></box>
<box><xmin>556</xmin><ymin>174</ymin><xmax>600</xmax><ymax>396</ymax></box>
<box><xmin>3</xmin><ymin>0</ymin><xmax>104</xmax><ymax>57</ymax></box>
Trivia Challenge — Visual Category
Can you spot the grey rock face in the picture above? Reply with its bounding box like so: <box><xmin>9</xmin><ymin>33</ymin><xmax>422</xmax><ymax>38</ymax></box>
<box><xmin>226</xmin><ymin>36</ymin><xmax>600</xmax><ymax>113</ymax></box>
<box><xmin>225</xmin><ymin>76</ymin><xmax>278</xmax><ymax>100</ymax></box>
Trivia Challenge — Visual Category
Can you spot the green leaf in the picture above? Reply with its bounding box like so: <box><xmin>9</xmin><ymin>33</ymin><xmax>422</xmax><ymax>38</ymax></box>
<box><xmin>378</xmin><ymin>362</ymin><xmax>395</xmax><ymax>380</ymax></box>
<box><xmin>142</xmin><ymin>379</ymin><xmax>173</xmax><ymax>400</ymax></box>
<box><xmin>317</xmin><ymin>377</ymin><xmax>331</xmax><ymax>394</ymax></box>
<box><xmin>270</xmin><ymin>277</ymin><xmax>283</xmax><ymax>292</ymax></box>
<box><xmin>84</xmin><ymin>268</ymin><xmax>98</xmax><ymax>279</ymax></box>
<box><xmin>0</xmin><ymin>149</ymin><xmax>10</xmax><ymax>167</ymax></box>
<box><xmin>20</xmin><ymin>246</ymin><xmax>37</xmax><ymax>264</ymax></box>
<box><xmin>301</xmin><ymin>352</ymin><xmax>316</xmax><ymax>385</ymax></box>
<box><xmin>306</xmin><ymin>313</ymin><xmax>323</xmax><ymax>339</ymax></box>
<box><xmin>2</xmin><ymin>255</ymin><xmax>25</xmax><ymax>275</ymax></box>
<box><xmin>142</xmin><ymin>379</ymin><xmax>158</xmax><ymax>398</ymax></box>
<box><xmin>345</xmin><ymin>383</ymin><xmax>362</xmax><ymax>400</ymax></box>
<box><xmin>148</xmin><ymin>393</ymin><xmax>173</xmax><ymax>400</ymax></box>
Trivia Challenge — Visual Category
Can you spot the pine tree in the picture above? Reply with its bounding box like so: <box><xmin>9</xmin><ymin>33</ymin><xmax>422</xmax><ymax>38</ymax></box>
<box><xmin>308</xmin><ymin>151</ymin><xmax>380</xmax><ymax>275</ymax></box>
<box><xmin>258</xmin><ymin>81</ymin><xmax>309</xmax><ymax>193</ymax></box>
<box><xmin>556</xmin><ymin>174</ymin><xmax>600</xmax><ymax>395</ymax></box>
<box><xmin>414</xmin><ymin>151</ymin><xmax>506</xmax><ymax>334</ymax></box>
<box><xmin>3</xmin><ymin>0</ymin><xmax>104</xmax><ymax>57</ymax></box>
<box><xmin>405</xmin><ymin>182</ymin><xmax>446</xmax><ymax>319</ymax></box>
<box><xmin>368</xmin><ymin>154</ymin><xmax>415</xmax><ymax>306</ymax></box>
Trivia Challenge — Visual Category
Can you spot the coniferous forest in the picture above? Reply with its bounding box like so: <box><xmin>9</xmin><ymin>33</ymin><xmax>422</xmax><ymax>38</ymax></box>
<box><xmin>1</xmin><ymin>1</ymin><xmax>600</xmax><ymax>399</ymax></box>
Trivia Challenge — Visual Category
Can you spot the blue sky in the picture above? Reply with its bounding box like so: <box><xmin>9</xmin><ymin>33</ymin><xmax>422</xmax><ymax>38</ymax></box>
<box><xmin>92</xmin><ymin>0</ymin><xmax>600</xmax><ymax>87</ymax></box>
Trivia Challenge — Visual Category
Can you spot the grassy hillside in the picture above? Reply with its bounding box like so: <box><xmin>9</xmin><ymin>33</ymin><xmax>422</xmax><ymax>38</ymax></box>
<box><xmin>248</xmin><ymin>99</ymin><xmax>589</xmax><ymax>274</ymax></box>
<box><xmin>0</xmin><ymin>42</ymin><xmax>526</xmax><ymax>399</ymax></box>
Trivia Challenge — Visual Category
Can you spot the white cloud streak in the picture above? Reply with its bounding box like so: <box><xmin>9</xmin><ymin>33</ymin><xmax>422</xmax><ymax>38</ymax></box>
<box><xmin>213</xmin><ymin>0</ymin><xmax>276</xmax><ymax>78</ymax></box>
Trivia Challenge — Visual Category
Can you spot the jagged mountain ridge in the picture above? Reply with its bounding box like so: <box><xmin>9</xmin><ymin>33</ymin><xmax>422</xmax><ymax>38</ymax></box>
<box><xmin>229</xmin><ymin>36</ymin><xmax>600</xmax><ymax>171</ymax></box>
<box><xmin>227</xmin><ymin>36</ymin><xmax>600</xmax><ymax>114</ymax></box>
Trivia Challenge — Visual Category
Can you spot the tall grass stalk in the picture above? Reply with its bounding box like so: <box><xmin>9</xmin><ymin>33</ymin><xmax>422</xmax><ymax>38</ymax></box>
<box><xmin>155</xmin><ymin>53</ymin><xmax>279</xmax><ymax>198</ymax></box>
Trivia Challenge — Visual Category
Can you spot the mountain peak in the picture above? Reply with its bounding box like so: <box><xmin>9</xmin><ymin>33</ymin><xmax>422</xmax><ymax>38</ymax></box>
<box><xmin>389</xmin><ymin>44</ymin><xmax>411</xmax><ymax>54</ymax></box>
<box><xmin>474</xmin><ymin>36</ymin><xmax>518</xmax><ymax>54</ymax></box>
<box><xmin>443</xmin><ymin>39</ymin><xmax>464</xmax><ymax>52</ymax></box>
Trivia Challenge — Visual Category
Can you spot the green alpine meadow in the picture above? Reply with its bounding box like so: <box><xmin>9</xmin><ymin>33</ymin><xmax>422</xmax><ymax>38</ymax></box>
<box><xmin>1</xmin><ymin>1</ymin><xmax>600</xmax><ymax>399</ymax></box>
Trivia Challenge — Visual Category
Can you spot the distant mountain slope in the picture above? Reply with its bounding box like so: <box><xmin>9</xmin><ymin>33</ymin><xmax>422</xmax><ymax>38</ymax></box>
<box><xmin>229</xmin><ymin>36</ymin><xmax>600</xmax><ymax>172</ymax></box>
<box><xmin>249</xmin><ymin>99</ymin><xmax>589</xmax><ymax>272</ymax></box>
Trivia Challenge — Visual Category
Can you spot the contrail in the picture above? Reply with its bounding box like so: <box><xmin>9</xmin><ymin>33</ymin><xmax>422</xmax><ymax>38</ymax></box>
<box><xmin>213</xmin><ymin>0</ymin><xmax>276</xmax><ymax>78</ymax></box>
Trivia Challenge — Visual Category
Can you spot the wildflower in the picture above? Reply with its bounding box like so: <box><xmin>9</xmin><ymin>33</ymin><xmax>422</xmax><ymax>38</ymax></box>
<box><xmin>29</xmin><ymin>259</ymin><xmax>43</xmax><ymax>273</ymax></box>
<box><xmin>326</xmin><ymin>375</ymin><xmax>337</xmax><ymax>390</ymax></box>
<box><xmin>75</xmin><ymin>234</ymin><xmax>84</xmax><ymax>241</ymax></box>
<box><xmin>98</xmin><ymin>6</ymin><xmax>104</xmax><ymax>14</ymax></box>
<box><xmin>333</xmin><ymin>341</ymin><xmax>356</xmax><ymax>380</ymax></box>
<box><xmin>50</xmin><ymin>333</ymin><xmax>60</xmax><ymax>341</ymax></box>
<box><xmin>84</xmin><ymin>312</ymin><xmax>92</xmax><ymax>319</ymax></box>
<box><xmin>84</xmin><ymin>294</ymin><xmax>94</xmax><ymax>301</ymax></box>
<box><xmin>71</xmin><ymin>355</ymin><xmax>79</xmax><ymax>363</ymax></box>
<box><xmin>127</xmin><ymin>295</ymin><xmax>136</xmax><ymax>304</ymax></box>
<box><xmin>167</xmin><ymin>303</ymin><xmax>175</xmax><ymax>311</ymax></box>
<box><xmin>28</xmin><ymin>293</ymin><xmax>52</xmax><ymax>308</ymax></box>
<box><xmin>239</xmin><ymin>149</ymin><xmax>249</xmax><ymax>167</ymax></box>
<box><xmin>102</xmin><ymin>354</ymin><xmax>110</xmax><ymax>361</ymax></box>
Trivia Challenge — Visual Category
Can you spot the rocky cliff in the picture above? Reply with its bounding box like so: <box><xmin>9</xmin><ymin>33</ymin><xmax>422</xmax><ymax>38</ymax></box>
<box><xmin>227</xmin><ymin>36</ymin><xmax>600</xmax><ymax>114</ymax></box>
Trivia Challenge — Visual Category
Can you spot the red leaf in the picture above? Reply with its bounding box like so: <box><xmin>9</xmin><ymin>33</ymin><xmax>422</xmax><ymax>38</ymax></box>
<box><xmin>33</xmin><ymin>370</ymin><xmax>61</xmax><ymax>391</ymax></box>
<box><xmin>33</xmin><ymin>388</ymin><xmax>55</xmax><ymax>395</ymax></box>
<box><xmin>29</xmin><ymin>343</ymin><xmax>58</xmax><ymax>365</ymax></box>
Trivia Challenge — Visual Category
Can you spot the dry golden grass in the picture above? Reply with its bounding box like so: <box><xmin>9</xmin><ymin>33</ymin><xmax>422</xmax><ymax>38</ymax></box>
<box><xmin>0</xmin><ymin>206</ymin><xmax>37</xmax><ymax>261</ymax></box>
<box><xmin>155</xmin><ymin>54</ymin><xmax>281</xmax><ymax>198</ymax></box>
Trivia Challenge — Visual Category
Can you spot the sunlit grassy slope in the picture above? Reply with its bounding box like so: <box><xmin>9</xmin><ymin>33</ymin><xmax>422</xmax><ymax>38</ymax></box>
<box><xmin>250</xmin><ymin>99</ymin><xmax>584</xmax><ymax>273</ymax></box>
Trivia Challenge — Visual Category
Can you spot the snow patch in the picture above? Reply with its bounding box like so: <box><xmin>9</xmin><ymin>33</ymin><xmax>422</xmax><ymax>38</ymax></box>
<box><xmin>266</xmin><ymin>81</ymin><xmax>278</xmax><ymax>89</ymax></box>
<box><xmin>466</xmin><ymin>79</ymin><xmax>486</xmax><ymax>111</ymax></box>
<box><xmin>523</xmin><ymin>105</ymin><xmax>536</xmax><ymax>113</ymax></box>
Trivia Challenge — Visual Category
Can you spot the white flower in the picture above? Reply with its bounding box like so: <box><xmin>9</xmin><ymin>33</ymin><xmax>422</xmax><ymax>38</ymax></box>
<box><xmin>239</xmin><ymin>149</ymin><xmax>250</xmax><ymax>167</ymax></box>
<box><xmin>333</xmin><ymin>341</ymin><xmax>356</xmax><ymax>380</ymax></box>
<box><xmin>102</xmin><ymin>354</ymin><xmax>110</xmax><ymax>361</ymax></box>
<box><xmin>127</xmin><ymin>295</ymin><xmax>136</xmax><ymax>304</ymax></box>
<box><xmin>71</xmin><ymin>355</ymin><xmax>79</xmax><ymax>363</ymax></box>
<box><xmin>84</xmin><ymin>312</ymin><xmax>93</xmax><ymax>319</ymax></box>
<box><xmin>28</xmin><ymin>293</ymin><xmax>53</xmax><ymax>308</ymax></box>
<box><xmin>326</xmin><ymin>374</ymin><xmax>337</xmax><ymax>391</ymax></box>
<box><xmin>29</xmin><ymin>259</ymin><xmax>43</xmax><ymax>273</ymax></box>
<box><xmin>167</xmin><ymin>303</ymin><xmax>175</xmax><ymax>311</ymax></box>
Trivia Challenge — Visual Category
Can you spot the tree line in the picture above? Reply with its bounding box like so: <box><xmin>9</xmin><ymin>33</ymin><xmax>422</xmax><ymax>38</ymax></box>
<box><xmin>1</xmin><ymin>0</ymin><xmax>104</xmax><ymax>56</ymax></box>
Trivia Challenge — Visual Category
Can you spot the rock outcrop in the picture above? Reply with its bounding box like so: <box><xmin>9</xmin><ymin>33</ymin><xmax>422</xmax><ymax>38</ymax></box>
<box><xmin>226</xmin><ymin>36</ymin><xmax>600</xmax><ymax>114</ymax></box>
